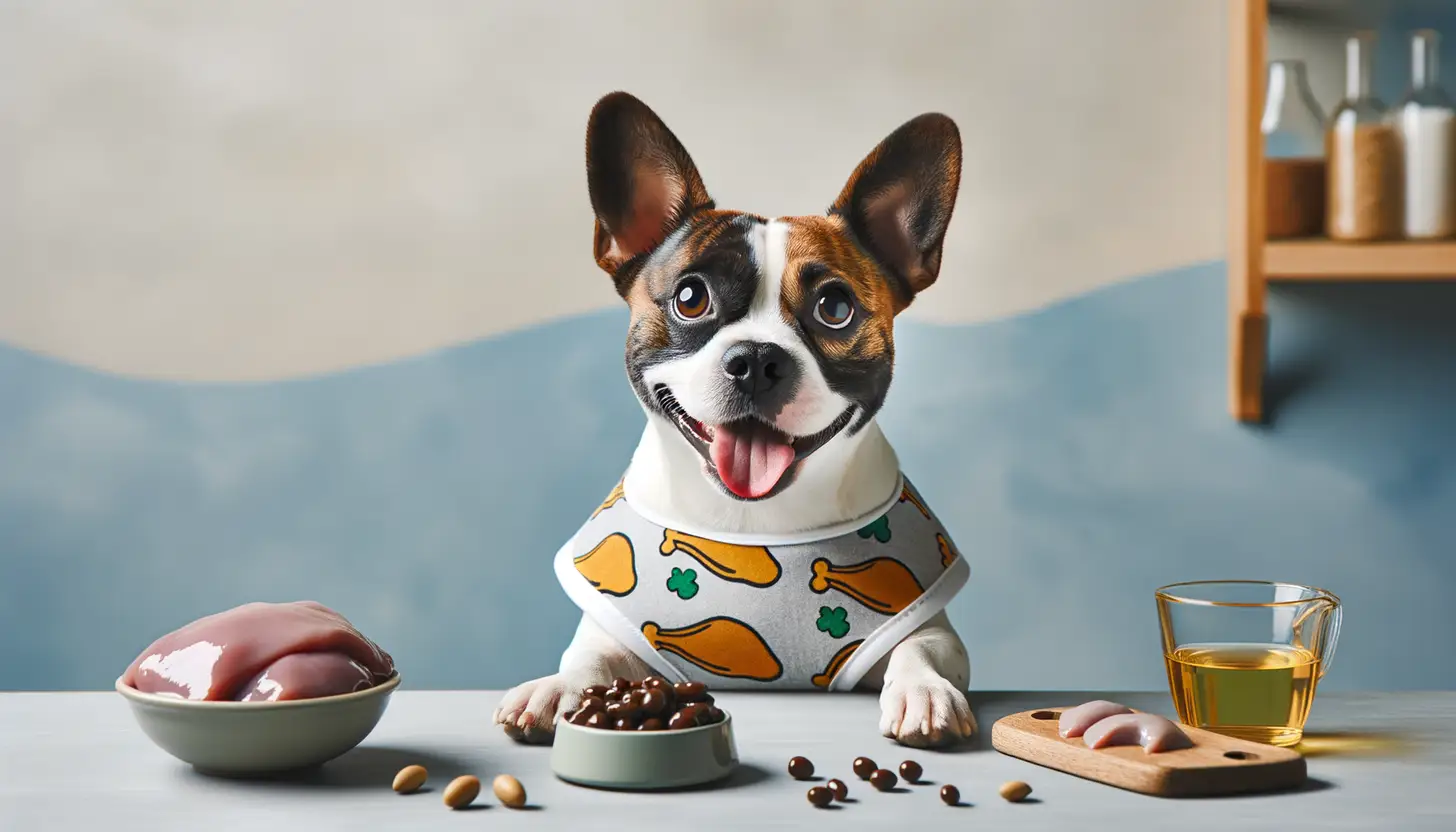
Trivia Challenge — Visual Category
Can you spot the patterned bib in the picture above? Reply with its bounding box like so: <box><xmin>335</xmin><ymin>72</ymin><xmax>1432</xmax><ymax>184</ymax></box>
<box><xmin>554</xmin><ymin>476</ymin><xmax>969</xmax><ymax>691</ymax></box>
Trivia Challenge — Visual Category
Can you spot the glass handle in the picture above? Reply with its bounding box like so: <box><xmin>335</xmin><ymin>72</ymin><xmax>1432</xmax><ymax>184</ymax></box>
<box><xmin>1318</xmin><ymin>601</ymin><xmax>1341</xmax><ymax>678</ymax></box>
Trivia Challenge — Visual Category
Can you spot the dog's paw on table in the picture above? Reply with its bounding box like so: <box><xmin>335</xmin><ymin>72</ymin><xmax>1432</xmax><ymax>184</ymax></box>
<box><xmin>879</xmin><ymin>676</ymin><xmax>977</xmax><ymax>748</ymax></box>
<box><xmin>493</xmin><ymin>674</ymin><xmax>581</xmax><ymax>744</ymax></box>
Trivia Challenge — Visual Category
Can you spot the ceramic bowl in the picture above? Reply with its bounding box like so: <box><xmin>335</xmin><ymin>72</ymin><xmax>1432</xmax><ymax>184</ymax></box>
<box><xmin>550</xmin><ymin>712</ymin><xmax>738</xmax><ymax>790</ymax></box>
<box><xmin>115</xmin><ymin>673</ymin><xmax>400</xmax><ymax>775</ymax></box>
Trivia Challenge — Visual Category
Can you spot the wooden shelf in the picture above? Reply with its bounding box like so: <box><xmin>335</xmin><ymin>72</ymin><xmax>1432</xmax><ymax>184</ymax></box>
<box><xmin>1266</xmin><ymin>240</ymin><xmax>1456</xmax><ymax>280</ymax></box>
<box><xmin>1226</xmin><ymin>0</ymin><xmax>1456</xmax><ymax>422</ymax></box>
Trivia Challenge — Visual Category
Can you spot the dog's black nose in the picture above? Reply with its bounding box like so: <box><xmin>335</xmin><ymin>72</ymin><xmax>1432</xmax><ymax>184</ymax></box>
<box><xmin>722</xmin><ymin>341</ymin><xmax>799</xmax><ymax>414</ymax></box>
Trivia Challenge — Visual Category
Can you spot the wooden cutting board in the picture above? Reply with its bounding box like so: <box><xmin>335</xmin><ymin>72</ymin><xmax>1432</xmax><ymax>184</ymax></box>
<box><xmin>991</xmin><ymin>706</ymin><xmax>1307</xmax><ymax>797</ymax></box>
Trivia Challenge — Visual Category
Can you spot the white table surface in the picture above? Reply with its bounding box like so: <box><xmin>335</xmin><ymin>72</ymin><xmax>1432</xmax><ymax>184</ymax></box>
<box><xmin>2</xmin><ymin>689</ymin><xmax>1453</xmax><ymax>830</ymax></box>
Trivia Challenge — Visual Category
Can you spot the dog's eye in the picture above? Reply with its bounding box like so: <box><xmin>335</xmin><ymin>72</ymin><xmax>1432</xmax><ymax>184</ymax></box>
<box><xmin>674</xmin><ymin>277</ymin><xmax>711</xmax><ymax>320</ymax></box>
<box><xmin>813</xmin><ymin>286</ymin><xmax>855</xmax><ymax>330</ymax></box>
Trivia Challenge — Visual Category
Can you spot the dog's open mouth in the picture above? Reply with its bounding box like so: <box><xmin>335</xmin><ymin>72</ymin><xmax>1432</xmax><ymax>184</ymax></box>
<box><xmin>653</xmin><ymin>385</ymin><xmax>855</xmax><ymax>500</ymax></box>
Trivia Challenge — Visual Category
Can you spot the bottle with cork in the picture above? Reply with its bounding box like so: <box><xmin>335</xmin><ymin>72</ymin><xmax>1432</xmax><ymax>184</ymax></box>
<box><xmin>1394</xmin><ymin>29</ymin><xmax>1456</xmax><ymax>240</ymax></box>
<box><xmin>1327</xmin><ymin>31</ymin><xmax>1404</xmax><ymax>241</ymax></box>
<box><xmin>1262</xmin><ymin>59</ymin><xmax>1327</xmax><ymax>239</ymax></box>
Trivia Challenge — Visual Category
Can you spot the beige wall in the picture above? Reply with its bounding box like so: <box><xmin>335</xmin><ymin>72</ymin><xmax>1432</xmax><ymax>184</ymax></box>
<box><xmin>1</xmin><ymin>0</ymin><xmax>1227</xmax><ymax>382</ymax></box>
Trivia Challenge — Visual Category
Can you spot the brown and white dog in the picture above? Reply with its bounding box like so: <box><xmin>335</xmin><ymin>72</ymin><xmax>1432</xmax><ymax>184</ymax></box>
<box><xmin>493</xmin><ymin>92</ymin><xmax>974</xmax><ymax>747</ymax></box>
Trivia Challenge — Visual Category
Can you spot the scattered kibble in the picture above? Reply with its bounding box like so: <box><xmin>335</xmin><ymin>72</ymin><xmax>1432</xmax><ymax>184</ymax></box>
<box><xmin>826</xmin><ymin>778</ymin><xmax>848</xmax><ymax>801</ymax></box>
<box><xmin>999</xmin><ymin>780</ymin><xmax>1032</xmax><ymax>802</ymax></box>
<box><xmin>852</xmin><ymin>756</ymin><xmax>877</xmax><ymax>780</ymax></box>
<box><xmin>898</xmin><ymin>760</ymin><xmax>923</xmax><ymax>783</ymax></box>
<box><xmin>788</xmin><ymin>756</ymin><xmax>815</xmax><ymax>780</ymax></box>
<box><xmin>940</xmin><ymin>784</ymin><xmax>961</xmax><ymax>806</ymax></box>
<box><xmin>392</xmin><ymin>764</ymin><xmax>427</xmax><ymax>794</ymax></box>
<box><xmin>492</xmin><ymin>774</ymin><xmax>527</xmax><ymax>808</ymax></box>
<box><xmin>869</xmin><ymin>769</ymin><xmax>898</xmax><ymax>791</ymax></box>
<box><xmin>443</xmin><ymin>775</ymin><xmax>481</xmax><ymax>809</ymax></box>
<box><xmin>807</xmin><ymin>786</ymin><xmax>834</xmax><ymax>808</ymax></box>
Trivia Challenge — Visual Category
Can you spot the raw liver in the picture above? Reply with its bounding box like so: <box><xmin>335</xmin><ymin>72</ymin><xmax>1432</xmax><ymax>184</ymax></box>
<box><xmin>121</xmin><ymin>601</ymin><xmax>394</xmax><ymax>701</ymax></box>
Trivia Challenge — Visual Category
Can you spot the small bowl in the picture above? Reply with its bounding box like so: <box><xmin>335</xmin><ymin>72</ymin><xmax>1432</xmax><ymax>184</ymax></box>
<box><xmin>115</xmin><ymin>673</ymin><xmax>400</xmax><ymax>776</ymax></box>
<box><xmin>550</xmin><ymin>713</ymin><xmax>738</xmax><ymax>790</ymax></box>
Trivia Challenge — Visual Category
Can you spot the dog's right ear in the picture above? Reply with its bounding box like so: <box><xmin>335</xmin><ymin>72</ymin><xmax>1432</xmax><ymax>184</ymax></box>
<box><xmin>586</xmin><ymin>92</ymin><xmax>713</xmax><ymax>290</ymax></box>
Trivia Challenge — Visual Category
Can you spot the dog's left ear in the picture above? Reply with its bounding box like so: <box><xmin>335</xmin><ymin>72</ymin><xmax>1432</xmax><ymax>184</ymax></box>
<box><xmin>829</xmin><ymin>113</ymin><xmax>962</xmax><ymax>307</ymax></box>
<box><xmin>586</xmin><ymin>92</ymin><xmax>713</xmax><ymax>290</ymax></box>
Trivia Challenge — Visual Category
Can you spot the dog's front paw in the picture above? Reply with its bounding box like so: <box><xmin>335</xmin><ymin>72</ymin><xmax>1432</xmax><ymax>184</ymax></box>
<box><xmin>493</xmin><ymin>674</ymin><xmax>582</xmax><ymax>744</ymax></box>
<box><xmin>879</xmin><ymin>675</ymin><xmax>977</xmax><ymax>748</ymax></box>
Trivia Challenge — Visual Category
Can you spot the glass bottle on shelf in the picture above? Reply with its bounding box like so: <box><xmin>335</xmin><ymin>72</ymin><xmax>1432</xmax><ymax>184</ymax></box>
<box><xmin>1327</xmin><ymin>31</ymin><xmax>1403</xmax><ymax>241</ymax></box>
<box><xmin>1393</xmin><ymin>29</ymin><xmax>1456</xmax><ymax>239</ymax></box>
<box><xmin>1262</xmin><ymin>60</ymin><xmax>1326</xmax><ymax>239</ymax></box>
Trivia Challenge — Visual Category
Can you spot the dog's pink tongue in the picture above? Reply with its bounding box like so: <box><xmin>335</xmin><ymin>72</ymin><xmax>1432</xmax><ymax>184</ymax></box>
<box><xmin>710</xmin><ymin>424</ymin><xmax>795</xmax><ymax>499</ymax></box>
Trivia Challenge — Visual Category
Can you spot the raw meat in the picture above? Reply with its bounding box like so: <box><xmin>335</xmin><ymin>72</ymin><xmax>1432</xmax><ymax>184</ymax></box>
<box><xmin>1058</xmin><ymin>700</ymin><xmax>1134</xmax><ymax>738</ymax></box>
<box><xmin>121</xmin><ymin>601</ymin><xmax>394</xmax><ymax>701</ymax></box>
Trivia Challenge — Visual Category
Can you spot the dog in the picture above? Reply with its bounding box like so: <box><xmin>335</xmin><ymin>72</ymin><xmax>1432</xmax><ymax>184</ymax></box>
<box><xmin>493</xmin><ymin>92</ymin><xmax>974</xmax><ymax>748</ymax></box>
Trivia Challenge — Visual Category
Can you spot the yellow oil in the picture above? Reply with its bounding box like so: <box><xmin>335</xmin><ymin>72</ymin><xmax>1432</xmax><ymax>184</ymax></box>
<box><xmin>1165</xmin><ymin>643</ymin><xmax>1320</xmax><ymax>747</ymax></box>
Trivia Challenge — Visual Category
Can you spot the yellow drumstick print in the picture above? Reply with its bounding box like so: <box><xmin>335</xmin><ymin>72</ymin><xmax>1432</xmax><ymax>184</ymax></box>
<box><xmin>899</xmin><ymin>485</ymin><xmax>932</xmax><ymax>519</ymax></box>
<box><xmin>812</xmin><ymin>640</ymin><xmax>863</xmax><ymax>688</ymax></box>
<box><xmin>660</xmin><ymin>529</ymin><xmax>782</xmax><ymax>587</ymax></box>
<box><xmin>592</xmin><ymin>480</ymin><xmax>626</xmax><ymax>519</ymax></box>
<box><xmin>936</xmin><ymin>534</ymin><xmax>958</xmax><ymax>568</ymax></box>
<box><xmin>642</xmin><ymin>617</ymin><xmax>783</xmax><ymax>682</ymax></box>
<box><xmin>809</xmin><ymin>557</ymin><xmax>925</xmax><ymax>615</ymax></box>
<box><xmin>573</xmin><ymin>533</ymin><xmax>637</xmax><ymax>596</ymax></box>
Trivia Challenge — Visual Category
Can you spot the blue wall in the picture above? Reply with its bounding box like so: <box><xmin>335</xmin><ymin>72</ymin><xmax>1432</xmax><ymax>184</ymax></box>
<box><xmin>3</xmin><ymin>262</ymin><xmax>1454</xmax><ymax>693</ymax></box>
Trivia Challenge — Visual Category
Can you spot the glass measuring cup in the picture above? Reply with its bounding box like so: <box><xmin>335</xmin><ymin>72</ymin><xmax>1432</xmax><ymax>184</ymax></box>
<box><xmin>1155</xmin><ymin>580</ymin><xmax>1341</xmax><ymax>747</ymax></box>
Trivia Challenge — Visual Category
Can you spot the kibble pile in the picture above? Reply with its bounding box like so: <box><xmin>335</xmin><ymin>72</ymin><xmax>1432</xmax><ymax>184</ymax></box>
<box><xmin>564</xmin><ymin>676</ymin><xmax>724</xmax><ymax>731</ymax></box>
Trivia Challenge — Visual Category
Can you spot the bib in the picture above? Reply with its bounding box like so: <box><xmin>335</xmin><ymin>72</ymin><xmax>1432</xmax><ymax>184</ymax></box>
<box><xmin>554</xmin><ymin>475</ymin><xmax>969</xmax><ymax>691</ymax></box>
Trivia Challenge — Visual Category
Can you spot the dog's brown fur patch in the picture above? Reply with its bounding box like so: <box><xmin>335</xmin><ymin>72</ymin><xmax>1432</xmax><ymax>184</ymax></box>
<box><xmin>780</xmin><ymin>216</ymin><xmax>898</xmax><ymax>364</ymax></box>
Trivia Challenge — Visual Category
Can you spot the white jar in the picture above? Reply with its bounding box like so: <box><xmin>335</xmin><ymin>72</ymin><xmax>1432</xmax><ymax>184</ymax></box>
<box><xmin>1394</xmin><ymin>29</ymin><xmax>1456</xmax><ymax>239</ymax></box>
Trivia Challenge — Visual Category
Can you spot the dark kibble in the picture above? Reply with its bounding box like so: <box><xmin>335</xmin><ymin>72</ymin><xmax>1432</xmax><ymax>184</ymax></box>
<box><xmin>870</xmin><ymin>769</ymin><xmax>897</xmax><ymax>792</ymax></box>
<box><xmin>899</xmin><ymin>760</ymin><xmax>923</xmax><ymax>783</ymax></box>
<box><xmin>572</xmin><ymin>677</ymin><xmax>723</xmax><ymax>731</ymax></box>
<box><xmin>940</xmin><ymin>784</ymin><xmax>960</xmax><ymax>806</ymax></box>
<box><xmin>641</xmin><ymin>689</ymin><xmax>668</xmax><ymax>715</ymax></box>
<box><xmin>787</xmin><ymin>756</ymin><xmax>815</xmax><ymax>780</ymax></box>
<box><xmin>826</xmin><ymin>779</ymin><xmax>848</xmax><ymax>801</ymax></box>
<box><xmin>673</xmin><ymin>681</ymin><xmax>708</xmax><ymax>701</ymax></box>
<box><xmin>672</xmin><ymin>702</ymin><xmax>709</xmax><ymax>726</ymax></box>
<box><xmin>807</xmin><ymin>786</ymin><xmax>834</xmax><ymax>808</ymax></box>
<box><xmin>852</xmin><ymin>757</ymin><xmax>877</xmax><ymax>780</ymax></box>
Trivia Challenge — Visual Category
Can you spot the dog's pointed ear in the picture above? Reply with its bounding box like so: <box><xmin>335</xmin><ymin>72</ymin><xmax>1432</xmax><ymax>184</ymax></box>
<box><xmin>829</xmin><ymin>113</ymin><xmax>961</xmax><ymax>307</ymax></box>
<box><xmin>586</xmin><ymin>92</ymin><xmax>712</xmax><ymax>287</ymax></box>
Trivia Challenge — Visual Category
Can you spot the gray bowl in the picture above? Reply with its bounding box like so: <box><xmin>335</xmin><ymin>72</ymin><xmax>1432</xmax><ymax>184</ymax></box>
<box><xmin>115</xmin><ymin>673</ymin><xmax>400</xmax><ymax>776</ymax></box>
<box><xmin>550</xmin><ymin>713</ymin><xmax>738</xmax><ymax>790</ymax></box>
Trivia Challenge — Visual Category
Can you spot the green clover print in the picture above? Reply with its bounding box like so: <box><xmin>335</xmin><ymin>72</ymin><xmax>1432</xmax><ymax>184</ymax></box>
<box><xmin>816</xmin><ymin>606</ymin><xmax>851</xmax><ymax>639</ymax></box>
<box><xmin>857</xmin><ymin>514</ymin><xmax>892</xmax><ymax>543</ymax></box>
<box><xmin>666</xmin><ymin>567</ymin><xmax>699</xmax><ymax>600</ymax></box>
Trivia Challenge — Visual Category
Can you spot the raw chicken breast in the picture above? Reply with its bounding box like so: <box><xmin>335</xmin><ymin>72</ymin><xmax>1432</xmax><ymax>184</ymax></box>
<box><xmin>1082</xmin><ymin>713</ymin><xmax>1194</xmax><ymax>753</ymax></box>
<box><xmin>1058</xmin><ymin>699</ymin><xmax>1135</xmax><ymax>738</ymax></box>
